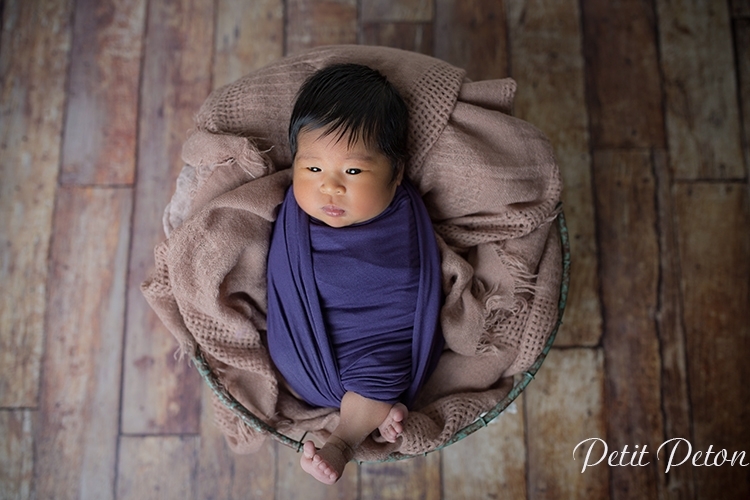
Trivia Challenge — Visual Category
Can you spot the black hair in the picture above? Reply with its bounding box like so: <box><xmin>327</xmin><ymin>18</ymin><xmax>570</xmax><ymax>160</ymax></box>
<box><xmin>288</xmin><ymin>63</ymin><xmax>409</xmax><ymax>182</ymax></box>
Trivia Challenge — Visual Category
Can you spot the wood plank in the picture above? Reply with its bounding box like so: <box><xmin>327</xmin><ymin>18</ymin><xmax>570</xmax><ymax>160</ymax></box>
<box><xmin>653</xmin><ymin>150</ymin><xmax>696</xmax><ymax>498</ymax></box>
<box><xmin>34</xmin><ymin>187</ymin><xmax>132</xmax><ymax>499</ymax></box>
<box><xmin>116</xmin><ymin>436</ymin><xmax>198</xmax><ymax>499</ymax></box>
<box><xmin>525</xmin><ymin>348</ymin><xmax>608</xmax><ymax>499</ymax></box>
<box><xmin>580</xmin><ymin>0</ymin><xmax>665</xmax><ymax>148</ymax></box>
<box><xmin>507</xmin><ymin>0</ymin><xmax>602</xmax><ymax>346</ymax></box>
<box><xmin>121</xmin><ymin>0</ymin><xmax>214</xmax><ymax>435</ymax></box>
<box><xmin>593</xmin><ymin>150</ymin><xmax>665</xmax><ymax>499</ymax></box>
<box><xmin>197</xmin><ymin>384</ymin><xmax>276</xmax><ymax>500</ymax></box>
<box><xmin>59</xmin><ymin>0</ymin><xmax>145</xmax><ymax>185</ymax></box>
<box><xmin>674</xmin><ymin>183</ymin><xmax>750</xmax><ymax>499</ymax></box>
<box><xmin>197</xmin><ymin>15</ymin><xmax>285</xmax><ymax>493</ymax></box>
<box><xmin>360</xmin><ymin>453</ymin><xmax>440</xmax><ymax>500</ymax></box>
<box><xmin>212</xmin><ymin>0</ymin><xmax>284</xmax><ymax>89</ymax></box>
<box><xmin>285</xmin><ymin>0</ymin><xmax>357</xmax><ymax>56</ymax></box>
<box><xmin>434</xmin><ymin>0</ymin><xmax>509</xmax><ymax>80</ymax></box>
<box><xmin>656</xmin><ymin>0</ymin><xmax>744</xmax><ymax>179</ymax></box>
<box><xmin>0</xmin><ymin>0</ymin><xmax>74</xmax><ymax>407</ymax></box>
<box><xmin>442</xmin><ymin>397</ymin><xmax>527</xmax><ymax>499</ymax></box>
<box><xmin>276</xmin><ymin>439</ymin><xmax>359</xmax><ymax>499</ymax></box>
<box><xmin>360</xmin><ymin>22</ymin><xmax>433</xmax><ymax>55</ymax></box>
<box><xmin>0</xmin><ymin>410</ymin><xmax>35</xmax><ymax>500</ymax></box>
<box><xmin>730</xmin><ymin>0</ymin><xmax>750</xmax><ymax>18</ymax></box>
<box><xmin>737</xmin><ymin>19</ymin><xmax>750</xmax><ymax>175</ymax></box>
<box><xmin>196</xmin><ymin>6</ymin><xmax>284</xmax><ymax>493</ymax></box>
<box><xmin>361</xmin><ymin>0</ymin><xmax>432</xmax><ymax>22</ymax></box>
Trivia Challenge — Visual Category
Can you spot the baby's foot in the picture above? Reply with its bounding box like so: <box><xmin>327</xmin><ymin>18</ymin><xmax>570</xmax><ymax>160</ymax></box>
<box><xmin>375</xmin><ymin>403</ymin><xmax>408</xmax><ymax>443</ymax></box>
<box><xmin>299</xmin><ymin>438</ymin><xmax>352</xmax><ymax>485</ymax></box>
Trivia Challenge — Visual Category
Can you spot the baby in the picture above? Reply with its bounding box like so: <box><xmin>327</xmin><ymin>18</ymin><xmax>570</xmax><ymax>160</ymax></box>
<box><xmin>265</xmin><ymin>64</ymin><xmax>444</xmax><ymax>484</ymax></box>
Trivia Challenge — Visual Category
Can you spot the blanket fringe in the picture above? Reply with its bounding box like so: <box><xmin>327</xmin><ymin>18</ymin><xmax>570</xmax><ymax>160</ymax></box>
<box><xmin>172</xmin><ymin>338</ymin><xmax>196</xmax><ymax>363</ymax></box>
<box><xmin>238</xmin><ymin>142</ymin><xmax>273</xmax><ymax>179</ymax></box>
<box><xmin>474</xmin><ymin>251</ymin><xmax>539</xmax><ymax>355</ymax></box>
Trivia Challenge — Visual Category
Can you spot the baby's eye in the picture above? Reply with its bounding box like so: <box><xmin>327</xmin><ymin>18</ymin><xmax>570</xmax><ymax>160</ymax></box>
<box><xmin>345</xmin><ymin>168</ymin><xmax>362</xmax><ymax>175</ymax></box>
<box><xmin>307</xmin><ymin>166</ymin><xmax>321</xmax><ymax>172</ymax></box>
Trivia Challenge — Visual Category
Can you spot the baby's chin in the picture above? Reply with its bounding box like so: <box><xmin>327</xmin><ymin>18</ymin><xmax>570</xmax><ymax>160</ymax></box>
<box><xmin>317</xmin><ymin>216</ymin><xmax>352</xmax><ymax>228</ymax></box>
<box><xmin>303</xmin><ymin>208</ymin><xmax>383</xmax><ymax>228</ymax></box>
<box><xmin>312</xmin><ymin>215</ymin><xmax>359</xmax><ymax>228</ymax></box>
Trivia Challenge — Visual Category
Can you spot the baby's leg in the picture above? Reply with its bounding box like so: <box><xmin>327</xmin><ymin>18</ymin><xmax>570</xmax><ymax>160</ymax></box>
<box><xmin>300</xmin><ymin>392</ymin><xmax>394</xmax><ymax>484</ymax></box>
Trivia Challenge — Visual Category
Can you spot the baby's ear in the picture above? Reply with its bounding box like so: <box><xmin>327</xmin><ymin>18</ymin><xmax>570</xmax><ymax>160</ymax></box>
<box><xmin>394</xmin><ymin>165</ymin><xmax>405</xmax><ymax>185</ymax></box>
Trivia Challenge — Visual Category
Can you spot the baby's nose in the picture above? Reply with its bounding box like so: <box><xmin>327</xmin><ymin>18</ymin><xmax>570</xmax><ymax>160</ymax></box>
<box><xmin>320</xmin><ymin>179</ymin><xmax>345</xmax><ymax>195</ymax></box>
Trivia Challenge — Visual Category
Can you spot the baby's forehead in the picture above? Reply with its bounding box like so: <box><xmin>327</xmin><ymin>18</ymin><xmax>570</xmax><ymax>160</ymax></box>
<box><xmin>297</xmin><ymin>126</ymin><xmax>384</xmax><ymax>158</ymax></box>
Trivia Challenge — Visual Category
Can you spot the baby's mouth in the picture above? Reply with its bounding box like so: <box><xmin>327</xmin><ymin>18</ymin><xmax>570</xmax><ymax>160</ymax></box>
<box><xmin>322</xmin><ymin>205</ymin><xmax>345</xmax><ymax>217</ymax></box>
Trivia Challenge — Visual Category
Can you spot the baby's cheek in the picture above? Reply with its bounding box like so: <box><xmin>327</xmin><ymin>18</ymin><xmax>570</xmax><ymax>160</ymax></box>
<box><xmin>293</xmin><ymin>182</ymin><xmax>317</xmax><ymax>216</ymax></box>
<box><xmin>362</xmin><ymin>190</ymin><xmax>394</xmax><ymax>218</ymax></box>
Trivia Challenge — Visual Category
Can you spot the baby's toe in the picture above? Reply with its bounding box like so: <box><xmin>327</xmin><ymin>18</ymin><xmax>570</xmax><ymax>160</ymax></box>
<box><xmin>392</xmin><ymin>420</ymin><xmax>404</xmax><ymax>435</ymax></box>
<box><xmin>303</xmin><ymin>440</ymin><xmax>317</xmax><ymax>459</ymax></box>
<box><xmin>316</xmin><ymin>460</ymin><xmax>337</xmax><ymax>480</ymax></box>
<box><xmin>382</xmin><ymin>425</ymin><xmax>397</xmax><ymax>442</ymax></box>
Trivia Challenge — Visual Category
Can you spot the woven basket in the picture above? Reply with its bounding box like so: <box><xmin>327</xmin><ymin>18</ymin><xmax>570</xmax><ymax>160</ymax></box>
<box><xmin>189</xmin><ymin>207</ymin><xmax>570</xmax><ymax>463</ymax></box>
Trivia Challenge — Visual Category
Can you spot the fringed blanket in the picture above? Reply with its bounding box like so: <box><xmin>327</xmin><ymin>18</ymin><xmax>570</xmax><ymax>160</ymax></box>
<box><xmin>142</xmin><ymin>45</ymin><xmax>563</xmax><ymax>461</ymax></box>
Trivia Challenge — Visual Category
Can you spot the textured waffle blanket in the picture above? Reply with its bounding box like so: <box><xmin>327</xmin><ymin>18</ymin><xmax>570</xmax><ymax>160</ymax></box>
<box><xmin>142</xmin><ymin>45</ymin><xmax>563</xmax><ymax>461</ymax></box>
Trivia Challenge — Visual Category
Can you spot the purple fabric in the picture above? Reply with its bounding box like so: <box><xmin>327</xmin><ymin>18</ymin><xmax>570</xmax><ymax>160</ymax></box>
<box><xmin>266</xmin><ymin>180</ymin><xmax>443</xmax><ymax>409</ymax></box>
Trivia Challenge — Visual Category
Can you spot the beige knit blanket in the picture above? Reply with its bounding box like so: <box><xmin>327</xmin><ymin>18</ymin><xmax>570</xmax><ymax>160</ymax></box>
<box><xmin>142</xmin><ymin>45</ymin><xmax>562</xmax><ymax>461</ymax></box>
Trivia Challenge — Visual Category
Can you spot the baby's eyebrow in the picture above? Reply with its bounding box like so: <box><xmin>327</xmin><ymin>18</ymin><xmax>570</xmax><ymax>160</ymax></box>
<box><xmin>344</xmin><ymin>153</ymin><xmax>377</xmax><ymax>162</ymax></box>
<box><xmin>295</xmin><ymin>154</ymin><xmax>321</xmax><ymax>161</ymax></box>
<box><xmin>295</xmin><ymin>153</ymin><xmax>377</xmax><ymax>162</ymax></box>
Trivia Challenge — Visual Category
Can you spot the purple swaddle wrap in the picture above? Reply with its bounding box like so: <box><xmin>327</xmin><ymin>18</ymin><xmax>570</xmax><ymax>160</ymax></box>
<box><xmin>266</xmin><ymin>180</ymin><xmax>443</xmax><ymax>409</ymax></box>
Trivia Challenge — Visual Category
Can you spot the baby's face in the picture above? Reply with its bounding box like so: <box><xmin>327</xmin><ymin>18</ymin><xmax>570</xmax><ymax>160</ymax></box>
<box><xmin>292</xmin><ymin>127</ymin><xmax>401</xmax><ymax>228</ymax></box>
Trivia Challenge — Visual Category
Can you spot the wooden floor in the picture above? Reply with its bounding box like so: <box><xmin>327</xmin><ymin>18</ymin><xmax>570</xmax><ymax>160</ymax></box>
<box><xmin>1</xmin><ymin>0</ymin><xmax>749</xmax><ymax>498</ymax></box>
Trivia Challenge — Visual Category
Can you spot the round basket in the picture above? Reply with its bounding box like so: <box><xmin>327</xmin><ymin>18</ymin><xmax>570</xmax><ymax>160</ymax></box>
<box><xmin>190</xmin><ymin>207</ymin><xmax>570</xmax><ymax>463</ymax></box>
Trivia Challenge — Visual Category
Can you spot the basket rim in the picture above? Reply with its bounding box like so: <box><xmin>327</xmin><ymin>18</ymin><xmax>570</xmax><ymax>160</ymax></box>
<box><xmin>191</xmin><ymin>206</ymin><xmax>571</xmax><ymax>462</ymax></box>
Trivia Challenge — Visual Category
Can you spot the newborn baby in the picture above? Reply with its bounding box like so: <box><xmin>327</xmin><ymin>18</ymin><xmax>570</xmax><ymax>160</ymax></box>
<box><xmin>266</xmin><ymin>63</ymin><xmax>443</xmax><ymax>484</ymax></box>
